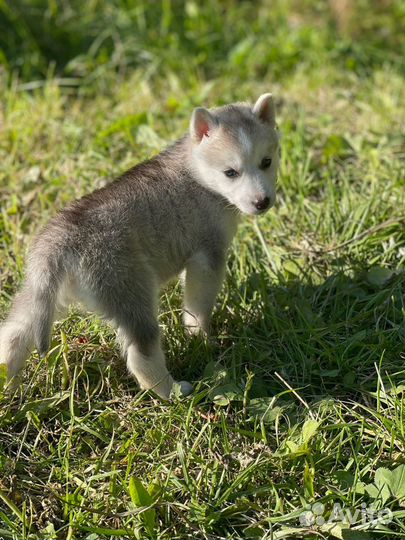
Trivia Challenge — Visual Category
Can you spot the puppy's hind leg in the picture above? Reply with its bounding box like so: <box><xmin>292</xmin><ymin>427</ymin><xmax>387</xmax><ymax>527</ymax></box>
<box><xmin>83</xmin><ymin>255</ymin><xmax>193</xmax><ymax>399</ymax></box>
<box><xmin>103</xmin><ymin>276</ymin><xmax>192</xmax><ymax>399</ymax></box>
<box><xmin>118</xmin><ymin>319</ymin><xmax>193</xmax><ymax>400</ymax></box>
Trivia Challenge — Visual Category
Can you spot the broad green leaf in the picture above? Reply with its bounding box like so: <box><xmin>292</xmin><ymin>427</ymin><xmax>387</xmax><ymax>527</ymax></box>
<box><xmin>301</xmin><ymin>419</ymin><xmax>320</xmax><ymax>444</ymax></box>
<box><xmin>129</xmin><ymin>476</ymin><xmax>153</xmax><ymax>507</ymax></box>
<box><xmin>203</xmin><ymin>361</ymin><xmax>229</xmax><ymax>383</ymax></box>
<box><xmin>364</xmin><ymin>483</ymin><xmax>380</xmax><ymax>499</ymax></box>
<box><xmin>366</xmin><ymin>267</ymin><xmax>394</xmax><ymax>287</ymax></box>
<box><xmin>298</xmin><ymin>509</ymin><xmax>372</xmax><ymax>538</ymax></box>
<box><xmin>248</xmin><ymin>398</ymin><xmax>283</xmax><ymax>424</ymax></box>
<box><xmin>334</xmin><ymin>471</ymin><xmax>355</xmax><ymax>490</ymax></box>
<box><xmin>243</xmin><ymin>525</ymin><xmax>264</xmax><ymax>538</ymax></box>
<box><xmin>319</xmin><ymin>523</ymin><xmax>348</xmax><ymax>539</ymax></box>
<box><xmin>374</xmin><ymin>467</ymin><xmax>392</xmax><ymax>487</ymax></box>
<box><xmin>390</xmin><ymin>464</ymin><xmax>405</xmax><ymax>501</ymax></box>
<box><xmin>353</xmin><ymin>481</ymin><xmax>366</xmax><ymax>494</ymax></box>
<box><xmin>211</xmin><ymin>383</ymin><xmax>242</xmax><ymax>406</ymax></box>
<box><xmin>41</xmin><ymin>522</ymin><xmax>57</xmax><ymax>539</ymax></box>
<box><xmin>268</xmin><ymin>526</ymin><xmax>323</xmax><ymax>539</ymax></box>
<box><xmin>128</xmin><ymin>477</ymin><xmax>156</xmax><ymax>538</ymax></box>
<box><xmin>283</xmin><ymin>259</ymin><xmax>302</xmax><ymax>277</ymax></box>
<box><xmin>170</xmin><ymin>382</ymin><xmax>186</xmax><ymax>399</ymax></box>
<box><xmin>285</xmin><ymin>441</ymin><xmax>299</xmax><ymax>453</ymax></box>
<box><xmin>374</xmin><ymin>467</ymin><xmax>394</xmax><ymax>505</ymax></box>
<box><xmin>319</xmin><ymin>523</ymin><xmax>372</xmax><ymax>539</ymax></box>
<box><xmin>148</xmin><ymin>482</ymin><xmax>161</xmax><ymax>500</ymax></box>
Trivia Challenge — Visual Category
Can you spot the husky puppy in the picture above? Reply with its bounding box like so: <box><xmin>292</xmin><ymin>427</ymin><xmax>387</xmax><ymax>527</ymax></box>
<box><xmin>0</xmin><ymin>94</ymin><xmax>279</xmax><ymax>399</ymax></box>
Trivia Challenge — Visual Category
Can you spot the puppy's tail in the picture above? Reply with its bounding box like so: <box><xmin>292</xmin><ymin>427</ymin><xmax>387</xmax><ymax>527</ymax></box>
<box><xmin>0</xmin><ymin>256</ymin><xmax>62</xmax><ymax>382</ymax></box>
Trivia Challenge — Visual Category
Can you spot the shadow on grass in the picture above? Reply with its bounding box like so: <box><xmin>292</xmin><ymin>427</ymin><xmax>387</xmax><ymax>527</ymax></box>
<box><xmin>179</xmin><ymin>263</ymin><xmax>405</xmax><ymax>403</ymax></box>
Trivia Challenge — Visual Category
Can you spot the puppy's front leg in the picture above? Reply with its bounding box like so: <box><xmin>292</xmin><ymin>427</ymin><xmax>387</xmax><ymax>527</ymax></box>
<box><xmin>183</xmin><ymin>252</ymin><xmax>226</xmax><ymax>335</ymax></box>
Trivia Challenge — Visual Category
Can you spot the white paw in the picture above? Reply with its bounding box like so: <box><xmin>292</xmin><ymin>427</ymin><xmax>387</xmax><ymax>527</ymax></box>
<box><xmin>183</xmin><ymin>313</ymin><xmax>208</xmax><ymax>336</ymax></box>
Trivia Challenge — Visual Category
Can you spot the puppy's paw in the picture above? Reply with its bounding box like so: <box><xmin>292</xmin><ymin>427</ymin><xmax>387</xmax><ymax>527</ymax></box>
<box><xmin>183</xmin><ymin>312</ymin><xmax>209</xmax><ymax>337</ymax></box>
<box><xmin>184</xmin><ymin>325</ymin><xmax>206</xmax><ymax>338</ymax></box>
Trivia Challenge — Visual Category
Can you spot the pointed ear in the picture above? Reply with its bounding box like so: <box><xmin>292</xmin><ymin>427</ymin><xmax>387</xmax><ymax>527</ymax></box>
<box><xmin>253</xmin><ymin>93</ymin><xmax>276</xmax><ymax>128</ymax></box>
<box><xmin>190</xmin><ymin>107</ymin><xmax>218</xmax><ymax>143</ymax></box>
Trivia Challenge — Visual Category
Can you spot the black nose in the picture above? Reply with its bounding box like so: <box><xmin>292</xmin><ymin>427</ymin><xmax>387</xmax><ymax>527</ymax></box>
<box><xmin>254</xmin><ymin>196</ymin><xmax>270</xmax><ymax>211</ymax></box>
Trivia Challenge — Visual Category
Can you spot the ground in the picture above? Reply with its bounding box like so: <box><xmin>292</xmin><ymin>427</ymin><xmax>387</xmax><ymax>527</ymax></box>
<box><xmin>0</xmin><ymin>1</ymin><xmax>404</xmax><ymax>539</ymax></box>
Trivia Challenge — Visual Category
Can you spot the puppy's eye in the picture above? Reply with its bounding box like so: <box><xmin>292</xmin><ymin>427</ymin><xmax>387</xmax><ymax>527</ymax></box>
<box><xmin>224</xmin><ymin>168</ymin><xmax>239</xmax><ymax>178</ymax></box>
<box><xmin>260</xmin><ymin>157</ymin><xmax>272</xmax><ymax>169</ymax></box>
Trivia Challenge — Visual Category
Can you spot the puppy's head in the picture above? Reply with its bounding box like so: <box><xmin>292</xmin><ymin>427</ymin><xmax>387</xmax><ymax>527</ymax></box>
<box><xmin>189</xmin><ymin>94</ymin><xmax>280</xmax><ymax>215</ymax></box>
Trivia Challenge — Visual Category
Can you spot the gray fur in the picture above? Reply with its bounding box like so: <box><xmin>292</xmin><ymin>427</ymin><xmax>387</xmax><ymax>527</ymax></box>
<box><xmin>0</xmin><ymin>95</ymin><xmax>279</xmax><ymax>399</ymax></box>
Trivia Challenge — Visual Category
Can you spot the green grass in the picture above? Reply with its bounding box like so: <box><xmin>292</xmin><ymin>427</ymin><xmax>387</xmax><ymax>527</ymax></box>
<box><xmin>0</xmin><ymin>1</ymin><xmax>405</xmax><ymax>539</ymax></box>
